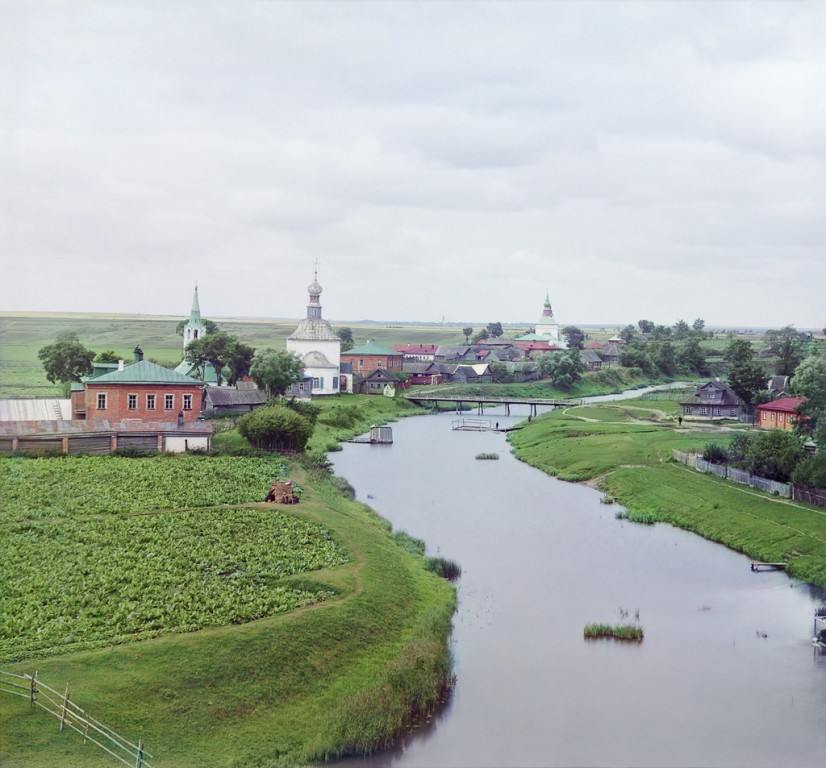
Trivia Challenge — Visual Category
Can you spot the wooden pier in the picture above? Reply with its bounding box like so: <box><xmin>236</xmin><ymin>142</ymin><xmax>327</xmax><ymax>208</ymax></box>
<box><xmin>750</xmin><ymin>561</ymin><xmax>787</xmax><ymax>572</ymax></box>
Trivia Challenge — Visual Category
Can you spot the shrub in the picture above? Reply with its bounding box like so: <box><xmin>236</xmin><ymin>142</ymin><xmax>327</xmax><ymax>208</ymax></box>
<box><xmin>475</xmin><ymin>452</ymin><xmax>499</xmax><ymax>460</ymax></box>
<box><xmin>237</xmin><ymin>405</ymin><xmax>314</xmax><ymax>453</ymax></box>
<box><xmin>703</xmin><ymin>443</ymin><xmax>728</xmax><ymax>465</ymax></box>
<box><xmin>392</xmin><ymin>530</ymin><xmax>426</xmax><ymax>556</ymax></box>
<box><xmin>424</xmin><ymin>557</ymin><xmax>462</xmax><ymax>581</ymax></box>
<box><xmin>792</xmin><ymin>454</ymin><xmax>826</xmax><ymax>489</ymax></box>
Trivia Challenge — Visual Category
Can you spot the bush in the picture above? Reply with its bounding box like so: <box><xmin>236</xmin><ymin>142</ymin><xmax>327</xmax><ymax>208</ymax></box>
<box><xmin>792</xmin><ymin>454</ymin><xmax>826</xmax><ymax>489</ymax></box>
<box><xmin>703</xmin><ymin>443</ymin><xmax>728</xmax><ymax>465</ymax></box>
<box><xmin>475</xmin><ymin>452</ymin><xmax>499</xmax><ymax>460</ymax></box>
<box><xmin>424</xmin><ymin>557</ymin><xmax>462</xmax><ymax>581</ymax></box>
<box><xmin>237</xmin><ymin>405</ymin><xmax>314</xmax><ymax>452</ymax></box>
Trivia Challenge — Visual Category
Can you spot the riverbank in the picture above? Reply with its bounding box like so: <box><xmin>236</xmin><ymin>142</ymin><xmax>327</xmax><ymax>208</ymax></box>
<box><xmin>0</xmin><ymin>454</ymin><xmax>456</xmax><ymax>767</ymax></box>
<box><xmin>509</xmin><ymin>396</ymin><xmax>826</xmax><ymax>587</ymax></box>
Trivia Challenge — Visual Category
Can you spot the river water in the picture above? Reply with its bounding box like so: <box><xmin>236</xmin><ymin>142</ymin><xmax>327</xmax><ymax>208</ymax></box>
<box><xmin>331</xmin><ymin>400</ymin><xmax>826</xmax><ymax>768</ymax></box>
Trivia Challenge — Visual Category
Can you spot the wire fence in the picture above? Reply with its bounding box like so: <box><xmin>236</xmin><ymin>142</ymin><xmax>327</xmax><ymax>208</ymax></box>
<box><xmin>0</xmin><ymin>670</ymin><xmax>153</xmax><ymax>768</ymax></box>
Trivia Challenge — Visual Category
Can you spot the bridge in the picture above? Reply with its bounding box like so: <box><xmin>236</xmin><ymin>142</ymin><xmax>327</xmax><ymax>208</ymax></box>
<box><xmin>404</xmin><ymin>394</ymin><xmax>581</xmax><ymax>416</ymax></box>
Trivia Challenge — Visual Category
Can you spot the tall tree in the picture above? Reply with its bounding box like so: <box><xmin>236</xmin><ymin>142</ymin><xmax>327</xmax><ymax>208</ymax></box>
<box><xmin>486</xmin><ymin>321</ymin><xmax>503</xmax><ymax>338</ymax></box>
<box><xmin>185</xmin><ymin>330</ymin><xmax>248</xmax><ymax>386</ymax></box>
<box><xmin>676</xmin><ymin>337</ymin><xmax>707</xmax><ymax>375</ymax></box>
<box><xmin>765</xmin><ymin>326</ymin><xmax>806</xmax><ymax>376</ymax></box>
<box><xmin>95</xmin><ymin>350</ymin><xmax>120</xmax><ymax>363</ymax></box>
<box><xmin>38</xmin><ymin>332</ymin><xmax>95</xmax><ymax>391</ymax></box>
<box><xmin>672</xmin><ymin>319</ymin><xmax>692</xmax><ymax>340</ymax></box>
<box><xmin>653</xmin><ymin>341</ymin><xmax>677</xmax><ymax>376</ymax></box>
<box><xmin>249</xmin><ymin>349</ymin><xmax>305</xmax><ymax>398</ymax></box>
<box><xmin>463</xmin><ymin>327</ymin><xmax>473</xmax><ymax>344</ymax></box>
<box><xmin>724</xmin><ymin>339</ymin><xmax>755</xmax><ymax>364</ymax></box>
<box><xmin>792</xmin><ymin>346</ymin><xmax>826</xmax><ymax>447</ymax></box>
<box><xmin>561</xmin><ymin>325</ymin><xmax>585</xmax><ymax>350</ymax></box>
<box><xmin>227</xmin><ymin>341</ymin><xmax>256</xmax><ymax>386</ymax></box>
<box><xmin>619</xmin><ymin>324</ymin><xmax>637</xmax><ymax>343</ymax></box>
<box><xmin>638</xmin><ymin>319</ymin><xmax>655</xmax><ymax>334</ymax></box>
<box><xmin>727</xmin><ymin>361</ymin><xmax>767</xmax><ymax>408</ymax></box>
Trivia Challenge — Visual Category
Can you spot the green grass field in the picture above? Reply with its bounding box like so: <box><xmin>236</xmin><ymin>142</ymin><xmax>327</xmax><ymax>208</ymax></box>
<box><xmin>509</xmin><ymin>400</ymin><xmax>826</xmax><ymax>587</ymax></box>
<box><xmin>0</xmin><ymin>454</ymin><xmax>456</xmax><ymax>767</ymax></box>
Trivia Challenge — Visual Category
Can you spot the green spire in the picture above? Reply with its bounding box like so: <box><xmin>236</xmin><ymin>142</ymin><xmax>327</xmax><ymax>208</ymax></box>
<box><xmin>190</xmin><ymin>284</ymin><xmax>201</xmax><ymax>323</ymax></box>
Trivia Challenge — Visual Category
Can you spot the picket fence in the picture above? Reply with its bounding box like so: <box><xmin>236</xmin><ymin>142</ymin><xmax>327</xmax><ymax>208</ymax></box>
<box><xmin>672</xmin><ymin>450</ymin><xmax>792</xmax><ymax>498</ymax></box>
<box><xmin>0</xmin><ymin>670</ymin><xmax>153</xmax><ymax>768</ymax></box>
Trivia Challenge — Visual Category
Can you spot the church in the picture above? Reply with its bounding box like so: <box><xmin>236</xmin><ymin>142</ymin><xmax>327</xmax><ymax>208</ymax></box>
<box><xmin>515</xmin><ymin>292</ymin><xmax>567</xmax><ymax>349</ymax></box>
<box><xmin>284</xmin><ymin>270</ymin><xmax>344</xmax><ymax>396</ymax></box>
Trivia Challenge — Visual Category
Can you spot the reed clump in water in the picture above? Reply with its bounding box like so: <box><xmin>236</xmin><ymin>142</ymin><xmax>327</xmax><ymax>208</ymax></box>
<box><xmin>475</xmin><ymin>452</ymin><xmax>499</xmax><ymax>460</ymax></box>
<box><xmin>583</xmin><ymin>623</ymin><xmax>644</xmax><ymax>641</ymax></box>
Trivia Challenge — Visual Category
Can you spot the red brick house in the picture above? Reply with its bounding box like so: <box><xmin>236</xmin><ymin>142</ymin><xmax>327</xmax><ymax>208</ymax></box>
<box><xmin>72</xmin><ymin>347</ymin><xmax>205</xmax><ymax>422</ymax></box>
<box><xmin>340</xmin><ymin>341</ymin><xmax>403</xmax><ymax>377</ymax></box>
<box><xmin>756</xmin><ymin>396</ymin><xmax>807</xmax><ymax>432</ymax></box>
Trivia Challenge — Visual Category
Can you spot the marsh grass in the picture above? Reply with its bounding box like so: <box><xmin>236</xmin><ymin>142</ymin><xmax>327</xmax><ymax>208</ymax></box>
<box><xmin>424</xmin><ymin>556</ymin><xmax>462</xmax><ymax>581</ymax></box>
<box><xmin>584</xmin><ymin>623</ymin><xmax>644</xmax><ymax>641</ymax></box>
<box><xmin>475</xmin><ymin>452</ymin><xmax>499</xmax><ymax>460</ymax></box>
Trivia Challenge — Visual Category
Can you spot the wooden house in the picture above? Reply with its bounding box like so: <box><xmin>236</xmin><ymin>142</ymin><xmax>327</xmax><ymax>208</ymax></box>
<box><xmin>756</xmin><ymin>396</ymin><xmax>807</xmax><ymax>432</ymax></box>
<box><xmin>680</xmin><ymin>381</ymin><xmax>747</xmax><ymax>420</ymax></box>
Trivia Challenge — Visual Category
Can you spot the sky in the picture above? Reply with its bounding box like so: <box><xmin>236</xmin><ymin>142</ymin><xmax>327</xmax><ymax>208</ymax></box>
<box><xmin>2</xmin><ymin>1</ymin><xmax>824</xmax><ymax>330</ymax></box>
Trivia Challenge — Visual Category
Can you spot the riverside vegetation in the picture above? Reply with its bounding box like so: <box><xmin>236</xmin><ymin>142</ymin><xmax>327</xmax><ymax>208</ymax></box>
<box><xmin>509</xmin><ymin>397</ymin><xmax>826</xmax><ymax>587</ymax></box>
<box><xmin>0</xmin><ymin>399</ymin><xmax>457</xmax><ymax>767</ymax></box>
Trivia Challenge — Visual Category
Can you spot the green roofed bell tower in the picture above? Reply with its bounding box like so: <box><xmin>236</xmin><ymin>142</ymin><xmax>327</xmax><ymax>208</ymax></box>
<box><xmin>182</xmin><ymin>284</ymin><xmax>206</xmax><ymax>354</ymax></box>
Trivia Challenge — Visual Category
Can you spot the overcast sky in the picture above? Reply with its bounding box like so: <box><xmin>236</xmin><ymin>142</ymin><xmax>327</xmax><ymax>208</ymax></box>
<box><xmin>2</xmin><ymin>1</ymin><xmax>824</xmax><ymax>329</ymax></box>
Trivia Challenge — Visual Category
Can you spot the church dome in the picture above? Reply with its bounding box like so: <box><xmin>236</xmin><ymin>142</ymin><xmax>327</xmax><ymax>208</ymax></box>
<box><xmin>308</xmin><ymin>276</ymin><xmax>322</xmax><ymax>296</ymax></box>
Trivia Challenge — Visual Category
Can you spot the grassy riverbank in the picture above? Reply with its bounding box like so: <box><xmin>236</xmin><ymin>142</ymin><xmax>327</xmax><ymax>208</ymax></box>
<box><xmin>0</xmin><ymin>455</ymin><xmax>456</xmax><ymax>767</ymax></box>
<box><xmin>509</xmin><ymin>397</ymin><xmax>826</xmax><ymax>588</ymax></box>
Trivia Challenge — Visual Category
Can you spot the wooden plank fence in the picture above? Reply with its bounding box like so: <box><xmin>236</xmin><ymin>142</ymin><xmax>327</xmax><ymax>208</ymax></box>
<box><xmin>0</xmin><ymin>670</ymin><xmax>153</xmax><ymax>768</ymax></box>
<box><xmin>671</xmin><ymin>450</ymin><xmax>826</xmax><ymax>507</ymax></box>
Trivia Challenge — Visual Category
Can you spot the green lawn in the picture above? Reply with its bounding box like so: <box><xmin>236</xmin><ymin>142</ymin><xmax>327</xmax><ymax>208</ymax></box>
<box><xmin>0</xmin><ymin>455</ymin><xmax>456</xmax><ymax>767</ymax></box>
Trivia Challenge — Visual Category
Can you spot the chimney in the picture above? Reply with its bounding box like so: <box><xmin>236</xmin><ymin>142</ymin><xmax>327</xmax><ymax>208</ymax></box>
<box><xmin>133</xmin><ymin>345</ymin><xmax>144</xmax><ymax>363</ymax></box>
<box><xmin>118</xmin><ymin>359</ymin><xmax>125</xmax><ymax>372</ymax></box>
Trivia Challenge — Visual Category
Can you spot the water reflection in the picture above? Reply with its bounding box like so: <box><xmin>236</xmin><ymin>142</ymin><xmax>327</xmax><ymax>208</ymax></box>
<box><xmin>332</xmin><ymin>402</ymin><xmax>826</xmax><ymax>768</ymax></box>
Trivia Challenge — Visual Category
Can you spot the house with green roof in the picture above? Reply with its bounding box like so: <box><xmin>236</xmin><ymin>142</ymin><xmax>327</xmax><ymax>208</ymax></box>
<box><xmin>340</xmin><ymin>341</ymin><xmax>403</xmax><ymax>378</ymax></box>
<box><xmin>71</xmin><ymin>346</ymin><xmax>206</xmax><ymax>423</ymax></box>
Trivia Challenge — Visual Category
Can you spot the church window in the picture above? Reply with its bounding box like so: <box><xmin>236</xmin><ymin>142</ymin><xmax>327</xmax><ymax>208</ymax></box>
<box><xmin>128</xmin><ymin>394</ymin><xmax>137</xmax><ymax>410</ymax></box>
<box><xmin>194</xmin><ymin>330</ymin><xmax>199</xmax><ymax>339</ymax></box>
<box><xmin>333</xmin><ymin>376</ymin><xmax>339</xmax><ymax>390</ymax></box>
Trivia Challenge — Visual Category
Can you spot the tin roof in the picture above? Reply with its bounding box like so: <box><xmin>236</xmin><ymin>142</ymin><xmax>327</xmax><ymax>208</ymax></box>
<box><xmin>86</xmin><ymin>360</ymin><xmax>202</xmax><ymax>386</ymax></box>
<box><xmin>344</xmin><ymin>341</ymin><xmax>399</xmax><ymax>356</ymax></box>
<box><xmin>757</xmin><ymin>396</ymin><xmax>807</xmax><ymax>414</ymax></box>
<box><xmin>0</xmin><ymin>399</ymin><xmax>72</xmax><ymax>421</ymax></box>
<box><xmin>0</xmin><ymin>419</ymin><xmax>212</xmax><ymax>437</ymax></box>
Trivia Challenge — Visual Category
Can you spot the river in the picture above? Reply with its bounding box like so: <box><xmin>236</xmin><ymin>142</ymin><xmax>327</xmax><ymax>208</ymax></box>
<box><xmin>331</xmin><ymin>398</ymin><xmax>826</xmax><ymax>768</ymax></box>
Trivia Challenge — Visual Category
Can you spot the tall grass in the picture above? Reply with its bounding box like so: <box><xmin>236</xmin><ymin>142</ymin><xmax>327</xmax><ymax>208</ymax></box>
<box><xmin>583</xmin><ymin>623</ymin><xmax>644</xmax><ymax>641</ymax></box>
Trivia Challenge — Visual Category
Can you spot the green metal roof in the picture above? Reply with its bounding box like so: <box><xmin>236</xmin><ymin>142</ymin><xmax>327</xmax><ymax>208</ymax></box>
<box><xmin>344</xmin><ymin>341</ymin><xmax>398</xmax><ymax>356</ymax></box>
<box><xmin>86</xmin><ymin>360</ymin><xmax>202</xmax><ymax>385</ymax></box>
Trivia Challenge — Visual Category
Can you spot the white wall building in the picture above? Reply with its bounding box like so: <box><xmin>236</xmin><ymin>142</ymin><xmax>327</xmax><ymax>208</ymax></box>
<box><xmin>286</xmin><ymin>271</ymin><xmax>342</xmax><ymax>396</ymax></box>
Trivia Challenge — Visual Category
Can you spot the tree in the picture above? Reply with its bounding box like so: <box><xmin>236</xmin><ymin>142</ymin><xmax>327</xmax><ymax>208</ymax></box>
<box><xmin>336</xmin><ymin>327</ymin><xmax>354</xmax><ymax>352</ymax></box>
<box><xmin>676</xmin><ymin>337</ymin><xmax>707</xmax><ymax>375</ymax></box>
<box><xmin>473</xmin><ymin>329</ymin><xmax>490</xmax><ymax>342</ymax></box>
<box><xmin>619</xmin><ymin>342</ymin><xmax>655</xmax><ymax>375</ymax></box>
<box><xmin>692</xmin><ymin>318</ymin><xmax>706</xmax><ymax>335</ymax></box>
<box><xmin>227</xmin><ymin>341</ymin><xmax>255</xmax><ymax>386</ymax></box>
<box><xmin>724</xmin><ymin>339</ymin><xmax>755</xmax><ymax>365</ymax></box>
<box><xmin>95</xmin><ymin>350</ymin><xmax>120</xmax><ymax>363</ymax></box>
<box><xmin>185</xmin><ymin>330</ymin><xmax>248</xmax><ymax>386</ymax></box>
<box><xmin>638</xmin><ymin>319</ymin><xmax>655</xmax><ymax>334</ymax></box>
<box><xmin>619</xmin><ymin>325</ymin><xmax>637</xmax><ymax>343</ymax></box>
<box><xmin>537</xmin><ymin>350</ymin><xmax>581</xmax><ymax>389</ymax></box>
<box><xmin>652</xmin><ymin>325</ymin><xmax>672</xmax><ymax>340</ymax></box>
<box><xmin>672</xmin><ymin>319</ymin><xmax>692</xmax><ymax>340</ymax></box>
<box><xmin>249</xmin><ymin>349</ymin><xmax>304</xmax><ymax>398</ymax></box>
<box><xmin>727</xmin><ymin>361</ymin><xmax>767</xmax><ymax>408</ymax></box>
<box><xmin>237</xmin><ymin>405</ymin><xmax>314</xmax><ymax>452</ymax></box>
<box><xmin>744</xmin><ymin>430</ymin><xmax>805</xmax><ymax>483</ymax></box>
<box><xmin>463</xmin><ymin>327</ymin><xmax>473</xmax><ymax>344</ymax></box>
<box><xmin>486</xmin><ymin>321</ymin><xmax>503</xmax><ymax>338</ymax></box>
<box><xmin>792</xmin><ymin>346</ymin><xmax>826</xmax><ymax>447</ymax></box>
<box><xmin>175</xmin><ymin>318</ymin><xmax>219</xmax><ymax>336</ymax></box>
<box><xmin>38</xmin><ymin>332</ymin><xmax>95</xmax><ymax>390</ymax></box>
<box><xmin>489</xmin><ymin>361</ymin><xmax>514</xmax><ymax>384</ymax></box>
<box><xmin>652</xmin><ymin>341</ymin><xmax>677</xmax><ymax>376</ymax></box>
<box><xmin>764</xmin><ymin>326</ymin><xmax>806</xmax><ymax>376</ymax></box>
<box><xmin>561</xmin><ymin>325</ymin><xmax>585</xmax><ymax>350</ymax></box>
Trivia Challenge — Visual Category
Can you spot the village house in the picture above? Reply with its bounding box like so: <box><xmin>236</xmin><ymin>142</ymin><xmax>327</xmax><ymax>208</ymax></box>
<box><xmin>72</xmin><ymin>346</ymin><xmax>206</xmax><ymax>423</ymax></box>
<box><xmin>680</xmin><ymin>380</ymin><xmax>747</xmax><ymax>420</ymax></box>
<box><xmin>579</xmin><ymin>350</ymin><xmax>603</xmax><ymax>371</ymax></box>
<box><xmin>392</xmin><ymin>344</ymin><xmax>437</xmax><ymax>361</ymax></box>
<box><xmin>340</xmin><ymin>341</ymin><xmax>403</xmax><ymax>378</ymax></box>
<box><xmin>402</xmin><ymin>361</ymin><xmax>443</xmax><ymax>385</ymax></box>
<box><xmin>360</xmin><ymin>368</ymin><xmax>399</xmax><ymax>395</ymax></box>
<box><xmin>756</xmin><ymin>396</ymin><xmax>807</xmax><ymax>432</ymax></box>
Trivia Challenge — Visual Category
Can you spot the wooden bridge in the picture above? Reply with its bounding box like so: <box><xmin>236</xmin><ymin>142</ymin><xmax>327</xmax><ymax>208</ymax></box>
<box><xmin>405</xmin><ymin>394</ymin><xmax>581</xmax><ymax>416</ymax></box>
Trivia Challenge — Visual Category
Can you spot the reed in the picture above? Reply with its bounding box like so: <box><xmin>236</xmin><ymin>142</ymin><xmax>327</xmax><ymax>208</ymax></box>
<box><xmin>475</xmin><ymin>452</ymin><xmax>499</xmax><ymax>460</ymax></box>
<box><xmin>583</xmin><ymin>623</ymin><xmax>644</xmax><ymax>641</ymax></box>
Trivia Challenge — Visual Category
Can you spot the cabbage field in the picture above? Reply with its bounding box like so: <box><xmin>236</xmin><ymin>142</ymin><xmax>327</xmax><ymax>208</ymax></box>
<box><xmin>0</xmin><ymin>456</ymin><xmax>349</xmax><ymax>663</ymax></box>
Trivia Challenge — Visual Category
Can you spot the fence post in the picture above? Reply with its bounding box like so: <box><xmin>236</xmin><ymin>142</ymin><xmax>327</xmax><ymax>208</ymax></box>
<box><xmin>60</xmin><ymin>684</ymin><xmax>69</xmax><ymax>732</ymax></box>
<box><xmin>136</xmin><ymin>737</ymin><xmax>144</xmax><ymax>768</ymax></box>
<box><xmin>30</xmin><ymin>671</ymin><xmax>37</xmax><ymax>708</ymax></box>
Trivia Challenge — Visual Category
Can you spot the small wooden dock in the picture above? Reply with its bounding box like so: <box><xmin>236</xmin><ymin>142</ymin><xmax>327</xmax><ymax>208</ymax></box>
<box><xmin>750</xmin><ymin>562</ymin><xmax>786</xmax><ymax>572</ymax></box>
<box><xmin>452</xmin><ymin>418</ymin><xmax>493</xmax><ymax>432</ymax></box>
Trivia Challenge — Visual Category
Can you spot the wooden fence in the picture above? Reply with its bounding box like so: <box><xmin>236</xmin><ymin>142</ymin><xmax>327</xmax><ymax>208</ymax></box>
<box><xmin>0</xmin><ymin>670</ymin><xmax>153</xmax><ymax>768</ymax></box>
<box><xmin>672</xmin><ymin>450</ymin><xmax>826</xmax><ymax>508</ymax></box>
